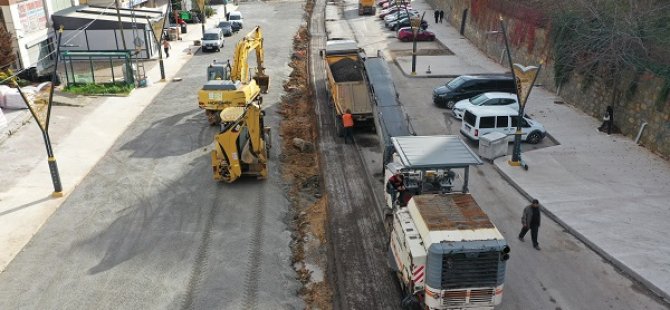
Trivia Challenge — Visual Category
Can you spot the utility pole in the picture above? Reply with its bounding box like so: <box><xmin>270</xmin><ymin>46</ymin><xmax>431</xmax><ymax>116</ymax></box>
<box><xmin>115</xmin><ymin>0</ymin><xmax>127</xmax><ymax>51</ymax></box>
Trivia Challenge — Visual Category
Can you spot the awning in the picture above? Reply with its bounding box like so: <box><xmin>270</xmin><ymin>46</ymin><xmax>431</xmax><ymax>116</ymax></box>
<box><xmin>51</xmin><ymin>5</ymin><xmax>164</xmax><ymax>30</ymax></box>
<box><xmin>391</xmin><ymin>135</ymin><xmax>483</xmax><ymax>169</ymax></box>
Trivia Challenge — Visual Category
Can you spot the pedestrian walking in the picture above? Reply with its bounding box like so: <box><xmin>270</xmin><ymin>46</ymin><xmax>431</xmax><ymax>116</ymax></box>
<box><xmin>598</xmin><ymin>106</ymin><xmax>613</xmax><ymax>135</ymax></box>
<box><xmin>434</xmin><ymin>10</ymin><xmax>439</xmax><ymax>24</ymax></box>
<box><xmin>342</xmin><ymin>109</ymin><xmax>354</xmax><ymax>144</ymax></box>
<box><xmin>439</xmin><ymin>10</ymin><xmax>445</xmax><ymax>23</ymax></box>
<box><xmin>518</xmin><ymin>199</ymin><xmax>542</xmax><ymax>250</ymax></box>
<box><xmin>162</xmin><ymin>40</ymin><xmax>171</xmax><ymax>58</ymax></box>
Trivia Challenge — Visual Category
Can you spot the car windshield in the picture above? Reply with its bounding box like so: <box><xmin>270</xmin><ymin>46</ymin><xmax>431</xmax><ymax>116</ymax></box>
<box><xmin>229</xmin><ymin>15</ymin><xmax>240</xmax><ymax>20</ymax></box>
<box><xmin>469</xmin><ymin>93</ymin><xmax>491</xmax><ymax>106</ymax></box>
<box><xmin>204</xmin><ymin>33</ymin><xmax>220</xmax><ymax>40</ymax></box>
<box><xmin>446</xmin><ymin>76</ymin><xmax>466</xmax><ymax>89</ymax></box>
<box><xmin>218</xmin><ymin>21</ymin><xmax>230</xmax><ymax>27</ymax></box>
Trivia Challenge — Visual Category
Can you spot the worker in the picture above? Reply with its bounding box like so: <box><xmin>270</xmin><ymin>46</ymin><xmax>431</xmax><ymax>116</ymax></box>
<box><xmin>387</xmin><ymin>171</ymin><xmax>406</xmax><ymax>206</ymax></box>
<box><xmin>342</xmin><ymin>109</ymin><xmax>354</xmax><ymax>144</ymax></box>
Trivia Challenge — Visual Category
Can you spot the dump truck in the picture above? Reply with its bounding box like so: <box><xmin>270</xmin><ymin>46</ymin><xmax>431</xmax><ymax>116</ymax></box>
<box><xmin>359</xmin><ymin>0</ymin><xmax>376</xmax><ymax>15</ymax></box>
<box><xmin>385</xmin><ymin>136</ymin><xmax>510</xmax><ymax>310</ymax></box>
<box><xmin>323</xmin><ymin>40</ymin><xmax>374</xmax><ymax>136</ymax></box>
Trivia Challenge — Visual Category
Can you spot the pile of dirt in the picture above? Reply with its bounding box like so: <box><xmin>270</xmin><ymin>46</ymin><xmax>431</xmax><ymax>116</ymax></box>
<box><xmin>279</xmin><ymin>0</ymin><xmax>332</xmax><ymax>308</ymax></box>
<box><xmin>330</xmin><ymin>58</ymin><xmax>363</xmax><ymax>82</ymax></box>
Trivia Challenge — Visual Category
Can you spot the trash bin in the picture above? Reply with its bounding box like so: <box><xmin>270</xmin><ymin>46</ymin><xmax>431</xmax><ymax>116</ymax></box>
<box><xmin>479</xmin><ymin>132</ymin><xmax>508</xmax><ymax>161</ymax></box>
<box><xmin>180</xmin><ymin>23</ymin><xmax>187</xmax><ymax>34</ymax></box>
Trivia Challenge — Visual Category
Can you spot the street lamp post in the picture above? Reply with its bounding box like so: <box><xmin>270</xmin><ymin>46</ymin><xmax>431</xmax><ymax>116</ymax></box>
<box><xmin>498</xmin><ymin>17</ymin><xmax>541</xmax><ymax>167</ymax></box>
<box><xmin>12</xmin><ymin>26</ymin><xmax>65</xmax><ymax>197</ymax></box>
<box><xmin>408</xmin><ymin>11</ymin><xmax>425</xmax><ymax>76</ymax></box>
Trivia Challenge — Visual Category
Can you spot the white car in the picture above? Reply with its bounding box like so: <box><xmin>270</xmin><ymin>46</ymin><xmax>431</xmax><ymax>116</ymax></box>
<box><xmin>452</xmin><ymin>92</ymin><xmax>518</xmax><ymax>119</ymax></box>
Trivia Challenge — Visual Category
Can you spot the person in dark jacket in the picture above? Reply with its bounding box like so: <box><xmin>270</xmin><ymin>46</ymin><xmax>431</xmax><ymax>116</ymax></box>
<box><xmin>387</xmin><ymin>172</ymin><xmax>406</xmax><ymax>206</ymax></box>
<box><xmin>598</xmin><ymin>106</ymin><xmax>613</xmax><ymax>135</ymax></box>
<box><xmin>519</xmin><ymin>199</ymin><xmax>542</xmax><ymax>250</ymax></box>
<box><xmin>439</xmin><ymin>10</ymin><xmax>445</xmax><ymax>23</ymax></box>
<box><xmin>434</xmin><ymin>10</ymin><xmax>439</xmax><ymax>24</ymax></box>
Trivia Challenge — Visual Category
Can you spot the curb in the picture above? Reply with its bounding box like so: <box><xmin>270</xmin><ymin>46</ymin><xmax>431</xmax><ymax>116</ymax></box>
<box><xmin>491</xmin><ymin>160</ymin><xmax>670</xmax><ymax>304</ymax></box>
<box><xmin>0</xmin><ymin>109</ymin><xmax>33</xmax><ymax>146</ymax></box>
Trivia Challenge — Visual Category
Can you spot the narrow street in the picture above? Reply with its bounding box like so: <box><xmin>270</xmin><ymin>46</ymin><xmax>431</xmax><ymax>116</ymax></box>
<box><xmin>0</xmin><ymin>2</ymin><xmax>305</xmax><ymax>309</ymax></box>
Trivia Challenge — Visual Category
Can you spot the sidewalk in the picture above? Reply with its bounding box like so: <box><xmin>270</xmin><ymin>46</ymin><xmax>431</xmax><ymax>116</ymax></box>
<box><xmin>397</xmin><ymin>3</ymin><xmax>670</xmax><ymax>302</ymax></box>
<box><xmin>0</xmin><ymin>4</ymin><xmax>235</xmax><ymax>272</ymax></box>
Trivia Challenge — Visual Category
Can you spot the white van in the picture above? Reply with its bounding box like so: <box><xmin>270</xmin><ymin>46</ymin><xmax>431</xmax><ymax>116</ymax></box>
<box><xmin>202</xmin><ymin>28</ymin><xmax>224</xmax><ymax>52</ymax></box>
<box><xmin>227</xmin><ymin>11</ymin><xmax>243</xmax><ymax>31</ymax></box>
<box><xmin>460</xmin><ymin>106</ymin><xmax>546</xmax><ymax>144</ymax></box>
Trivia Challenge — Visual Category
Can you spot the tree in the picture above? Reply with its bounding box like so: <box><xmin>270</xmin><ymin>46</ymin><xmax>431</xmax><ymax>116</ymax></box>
<box><xmin>549</xmin><ymin>0</ymin><xmax>670</xmax><ymax>102</ymax></box>
<box><xmin>0</xmin><ymin>25</ymin><xmax>15</xmax><ymax>70</ymax></box>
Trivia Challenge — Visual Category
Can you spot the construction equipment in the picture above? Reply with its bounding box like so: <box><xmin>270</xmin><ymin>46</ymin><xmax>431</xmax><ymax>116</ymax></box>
<box><xmin>211</xmin><ymin>102</ymin><xmax>271</xmax><ymax>183</ymax></box>
<box><xmin>385</xmin><ymin>136</ymin><xmax>510</xmax><ymax>310</ymax></box>
<box><xmin>198</xmin><ymin>26</ymin><xmax>269</xmax><ymax>125</ymax></box>
<box><xmin>322</xmin><ymin>40</ymin><xmax>374</xmax><ymax>136</ymax></box>
<box><xmin>358</xmin><ymin>0</ymin><xmax>376</xmax><ymax>15</ymax></box>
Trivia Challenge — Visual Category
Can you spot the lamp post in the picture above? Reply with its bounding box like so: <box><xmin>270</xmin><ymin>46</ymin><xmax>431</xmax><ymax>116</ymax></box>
<box><xmin>12</xmin><ymin>26</ymin><xmax>65</xmax><ymax>197</ymax></box>
<box><xmin>407</xmin><ymin>10</ymin><xmax>424</xmax><ymax>76</ymax></box>
<box><xmin>498</xmin><ymin>17</ymin><xmax>542</xmax><ymax>167</ymax></box>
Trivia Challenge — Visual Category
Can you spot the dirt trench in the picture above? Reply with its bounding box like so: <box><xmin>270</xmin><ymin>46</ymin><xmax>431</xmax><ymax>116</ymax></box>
<box><xmin>279</xmin><ymin>0</ymin><xmax>332</xmax><ymax>308</ymax></box>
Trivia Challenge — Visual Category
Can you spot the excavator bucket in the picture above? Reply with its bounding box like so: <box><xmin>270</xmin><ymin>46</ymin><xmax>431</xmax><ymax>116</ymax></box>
<box><xmin>254</xmin><ymin>75</ymin><xmax>270</xmax><ymax>94</ymax></box>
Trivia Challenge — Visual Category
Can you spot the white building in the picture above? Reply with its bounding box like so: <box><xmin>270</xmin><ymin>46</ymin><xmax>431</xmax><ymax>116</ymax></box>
<box><xmin>0</xmin><ymin>0</ymin><xmax>166</xmax><ymax>78</ymax></box>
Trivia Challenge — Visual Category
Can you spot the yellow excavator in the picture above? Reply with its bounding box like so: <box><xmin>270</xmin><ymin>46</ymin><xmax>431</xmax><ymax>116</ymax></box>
<box><xmin>198</xmin><ymin>26</ymin><xmax>270</xmax><ymax>125</ymax></box>
<box><xmin>211</xmin><ymin>102</ymin><xmax>271</xmax><ymax>183</ymax></box>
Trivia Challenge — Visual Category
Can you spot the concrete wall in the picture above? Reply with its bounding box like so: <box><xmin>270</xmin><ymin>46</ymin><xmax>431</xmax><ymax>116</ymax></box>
<box><xmin>426</xmin><ymin>0</ymin><xmax>670</xmax><ymax>158</ymax></box>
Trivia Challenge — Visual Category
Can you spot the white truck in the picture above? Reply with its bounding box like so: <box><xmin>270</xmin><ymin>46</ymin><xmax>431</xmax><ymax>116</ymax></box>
<box><xmin>385</xmin><ymin>136</ymin><xmax>510</xmax><ymax>310</ymax></box>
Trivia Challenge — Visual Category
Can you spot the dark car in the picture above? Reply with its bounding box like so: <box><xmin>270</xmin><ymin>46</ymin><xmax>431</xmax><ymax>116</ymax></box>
<box><xmin>432</xmin><ymin>75</ymin><xmax>516</xmax><ymax>108</ymax></box>
<box><xmin>397</xmin><ymin>27</ymin><xmax>435</xmax><ymax>42</ymax></box>
<box><xmin>390</xmin><ymin>17</ymin><xmax>427</xmax><ymax>31</ymax></box>
<box><xmin>217</xmin><ymin>21</ymin><xmax>233</xmax><ymax>37</ymax></box>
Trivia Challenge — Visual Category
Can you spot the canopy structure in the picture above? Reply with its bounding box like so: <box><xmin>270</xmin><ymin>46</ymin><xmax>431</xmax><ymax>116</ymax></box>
<box><xmin>392</xmin><ymin>135</ymin><xmax>482</xmax><ymax>169</ymax></box>
<box><xmin>390</xmin><ymin>135</ymin><xmax>482</xmax><ymax>193</ymax></box>
<box><xmin>51</xmin><ymin>5</ymin><xmax>165</xmax><ymax>59</ymax></box>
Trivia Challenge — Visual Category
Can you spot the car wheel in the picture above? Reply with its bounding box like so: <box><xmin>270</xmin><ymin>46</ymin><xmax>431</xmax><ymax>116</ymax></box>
<box><xmin>526</xmin><ymin>131</ymin><xmax>543</xmax><ymax>144</ymax></box>
<box><xmin>446</xmin><ymin>100</ymin><xmax>456</xmax><ymax>109</ymax></box>
<box><xmin>401</xmin><ymin>37</ymin><xmax>409</xmax><ymax>42</ymax></box>
<box><xmin>430</xmin><ymin>36</ymin><xmax>435</xmax><ymax>41</ymax></box>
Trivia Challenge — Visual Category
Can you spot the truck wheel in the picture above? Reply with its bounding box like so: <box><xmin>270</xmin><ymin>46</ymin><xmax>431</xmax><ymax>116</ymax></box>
<box><xmin>336</xmin><ymin>118</ymin><xmax>344</xmax><ymax>137</ymax></box>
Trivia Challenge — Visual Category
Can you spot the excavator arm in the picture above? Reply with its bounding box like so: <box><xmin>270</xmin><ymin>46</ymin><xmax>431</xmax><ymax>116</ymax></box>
<box><xmin>211</xmin><ymin>103</ymin><xmax>270</xmax><ymax>183</ymax></box>
<box><xmin>231</xmin><ymin>26</ymin><xmax>269</xmax><ymax>93</ymax></box>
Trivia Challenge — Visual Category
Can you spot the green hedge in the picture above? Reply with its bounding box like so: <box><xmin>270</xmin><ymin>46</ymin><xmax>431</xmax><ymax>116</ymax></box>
<box><xmin>64</xmin><ymin>82</ymin><xmax>134</xmax><ymax>96</ymax></box>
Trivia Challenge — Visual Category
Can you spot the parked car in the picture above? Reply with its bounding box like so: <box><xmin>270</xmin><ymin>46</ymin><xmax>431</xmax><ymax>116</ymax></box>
<box><xmin>384</xmin><ymin>9</ymin><xmax>418</xmax><ymax>26</ymax></box>
<box><xmin>452</xmin><ymin>92</ymin><xmax>518</xmax><ymax>119</ymax></box>
<box><xmin>397</xmin><ymin>27</ymin><xmax>435</xmax><ymax>42</ymax></box>
<box><xmin>217</xmin><ymin>21</ymin><xmax>233</xmax><ymax>37</ymax></box>
<box><xmin>227</xmin><ymin>11</ymin><xmax>243</xmax><ymax>31</ymax></box>
<box><xmin>389</xmin><ymin>16</ymin><xmax>427</xmax><ymax>31</ymax></box>
<box><xmin>382</xmin><ymin>0</ymin><xmax>410</xmax><ymax>9</ymax></box>
<box><xmin>378</xmin><ymin>0</ymin><xmax>409</xmax><ymax>7</ymax></box>
<box><xmin>202</xmin><ymin>28</ymin><xmax>225</xmax><ymax>52</ymax></box>
<box><xmin>460</xmin><ymin>106</ymin><xmax>546</xmax><ymax>144</ymax></box>
<box><xmin>432</xmin><ymin>74</ymin><xmax>516</xmax><ymax>108</ymax></box>
<box><xmin>379</xmin><ymin>5</ymin><xmax>411</xmax><ymax>19</ymax></box>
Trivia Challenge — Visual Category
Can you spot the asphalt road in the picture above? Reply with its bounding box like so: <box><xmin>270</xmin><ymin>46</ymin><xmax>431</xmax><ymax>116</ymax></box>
<box><xmin>0</xmin><ymin>2</ymin><xmax>305</xmax><ymax>309</ymax></box>
<box><xmin>343</xmin><ymin>0</ymin><xmax>669</xmax><ymax>308</ymax></box>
